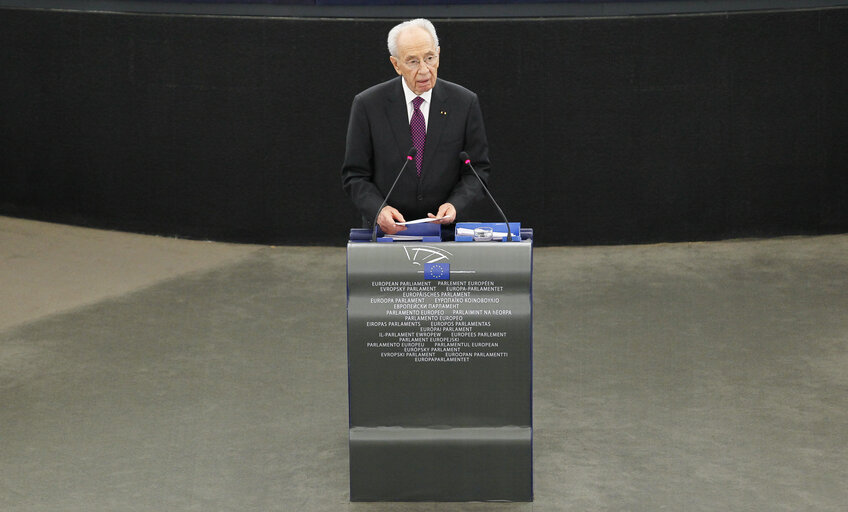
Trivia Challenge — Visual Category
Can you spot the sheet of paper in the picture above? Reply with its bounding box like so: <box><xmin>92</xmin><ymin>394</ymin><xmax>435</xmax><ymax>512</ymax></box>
<box><xmin>395</xmin><ymin>216</ymin><xmax>447</xmax><ymax>226</ymax></box>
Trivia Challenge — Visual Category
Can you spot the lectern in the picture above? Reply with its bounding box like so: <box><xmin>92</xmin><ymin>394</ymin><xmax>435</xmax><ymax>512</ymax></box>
<box><xmin>346</xmin><ymin>225</ymin><xmax>533</xmax><ymax>501</ymax></box>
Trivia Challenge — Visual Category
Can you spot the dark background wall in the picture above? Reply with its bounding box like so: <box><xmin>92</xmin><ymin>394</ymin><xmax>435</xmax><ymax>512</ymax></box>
<box><xmin>1</xmin><ymin>6</ymin><xmax>846</xmax><ymax>245</ymax></box>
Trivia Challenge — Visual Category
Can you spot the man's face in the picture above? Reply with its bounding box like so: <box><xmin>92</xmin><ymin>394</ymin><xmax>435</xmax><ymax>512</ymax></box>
<box><xmin>390</xmin><ymin>26</ymin><xmax>440</xmax><ymax>96</ymax></box>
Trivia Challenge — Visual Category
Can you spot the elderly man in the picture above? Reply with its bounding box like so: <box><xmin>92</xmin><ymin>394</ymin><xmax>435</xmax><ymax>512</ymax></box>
<box><xmin>342</xmin><ymin>18</ymin><xmax>491</xmax><ymax>236</ymax></box>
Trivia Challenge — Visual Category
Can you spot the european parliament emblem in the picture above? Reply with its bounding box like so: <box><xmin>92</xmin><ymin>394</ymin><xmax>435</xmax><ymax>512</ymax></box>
<box><xmin>424</xmin><ymin>262</ymin><xmax>450</xmax><ymax>280</ymax></box>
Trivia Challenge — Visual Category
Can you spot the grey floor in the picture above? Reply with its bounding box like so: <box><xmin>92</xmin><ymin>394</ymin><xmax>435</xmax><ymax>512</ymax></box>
<box><xmin>1</xmin><ymin>216</ymin><xmax>846</xmax><ymax>511</ymax></box>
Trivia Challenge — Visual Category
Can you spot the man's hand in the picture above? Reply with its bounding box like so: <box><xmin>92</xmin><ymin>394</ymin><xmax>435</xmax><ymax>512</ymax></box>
<box><xmin>429</xmin><ymin>203</ymin><xmax>456</xmax><ymax>224</ymax></box>
<box><xmin>378</xmin><ymin>206</ymin><xmax>407</xmax><ymax>235</ymax></box>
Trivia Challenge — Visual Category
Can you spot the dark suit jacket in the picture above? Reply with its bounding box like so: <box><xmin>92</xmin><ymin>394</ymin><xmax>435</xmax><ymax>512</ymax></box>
<box><xmin>342</xmin><ymin>77</ymin><xmax>491</xmax><ymax>225</ymax></box>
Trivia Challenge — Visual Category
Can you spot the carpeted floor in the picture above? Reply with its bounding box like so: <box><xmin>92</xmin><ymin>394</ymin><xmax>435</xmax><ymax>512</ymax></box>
<box><xmin>1</xmin><ymin>217</ymin><xmax>846</xmax><ymax>511</ymax></box>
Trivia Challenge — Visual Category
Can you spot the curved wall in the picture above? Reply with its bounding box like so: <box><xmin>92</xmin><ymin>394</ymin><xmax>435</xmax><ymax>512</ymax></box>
<box><xmin>1</xmin><ymin>7</ymin><xmax>846</xmax><ymax>245</ymax></box>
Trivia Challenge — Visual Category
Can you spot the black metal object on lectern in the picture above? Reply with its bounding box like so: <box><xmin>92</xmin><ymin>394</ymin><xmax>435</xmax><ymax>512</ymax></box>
<box><xmin>346</xmin><ymin>228</ymin><xmax>533</xmax><ymax>502</ymax></box>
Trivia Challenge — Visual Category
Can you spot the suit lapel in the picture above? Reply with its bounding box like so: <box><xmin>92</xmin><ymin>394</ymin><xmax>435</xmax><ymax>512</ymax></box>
<box><xmin>385</xmin><ymin>78</ymin><xmax>412</xmax><ymax>161</ymax></box>
<box><xmin>422</xmin><ymin>82</ymin><xmax>448</xmax><ymax>180</ymax></box>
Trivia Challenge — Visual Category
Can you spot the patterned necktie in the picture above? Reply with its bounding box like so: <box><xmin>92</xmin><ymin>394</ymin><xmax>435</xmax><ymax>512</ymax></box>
<box><xmin>410</xmin><ymin>96</ymin><xmax>426</xmax><ymax>177</ymax></box>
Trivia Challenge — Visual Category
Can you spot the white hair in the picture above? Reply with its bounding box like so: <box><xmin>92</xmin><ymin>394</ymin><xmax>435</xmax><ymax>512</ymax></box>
<box><xmin>387</xmin><ymin>18</ymin><xmax>439</xmax><ymax>57</ymax></box>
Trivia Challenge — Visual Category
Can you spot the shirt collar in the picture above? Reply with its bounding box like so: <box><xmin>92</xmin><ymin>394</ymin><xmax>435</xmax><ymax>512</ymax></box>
<box><xmin>401</xmin><ymin>78</ymin><xmax>433</xmax><ymax>106</ymax></box>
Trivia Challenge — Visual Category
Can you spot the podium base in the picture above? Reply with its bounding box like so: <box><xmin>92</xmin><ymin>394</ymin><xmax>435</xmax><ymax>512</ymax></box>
<box><xmin>349</xmin><ymin>426</ymin><xmax>533</xmax><ymax>502</ymax></box>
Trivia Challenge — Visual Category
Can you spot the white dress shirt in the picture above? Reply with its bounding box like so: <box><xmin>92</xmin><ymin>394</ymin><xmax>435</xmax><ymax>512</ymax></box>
<box><xmin>401</xmin><ymin>78</ymin><xmax>432</xmax><ymax>131</ymax></box>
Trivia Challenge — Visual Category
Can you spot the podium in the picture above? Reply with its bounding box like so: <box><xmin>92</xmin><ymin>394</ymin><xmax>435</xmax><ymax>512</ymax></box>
<box><xmin>346</xmin><ymin>227</ymin><xmax>533</xmax><ymax>501</ymax></box>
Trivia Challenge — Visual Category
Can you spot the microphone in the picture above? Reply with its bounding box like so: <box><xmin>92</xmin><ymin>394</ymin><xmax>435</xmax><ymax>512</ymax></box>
<box><xmin>459</xmin><ymin>151</ymin><xmax>512</xmax><ymax>242</ymax></box>
<box><xmin>371</xmin><ymin>147</ymin><xmax>417</xmax><ymax>242</ymax></box>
